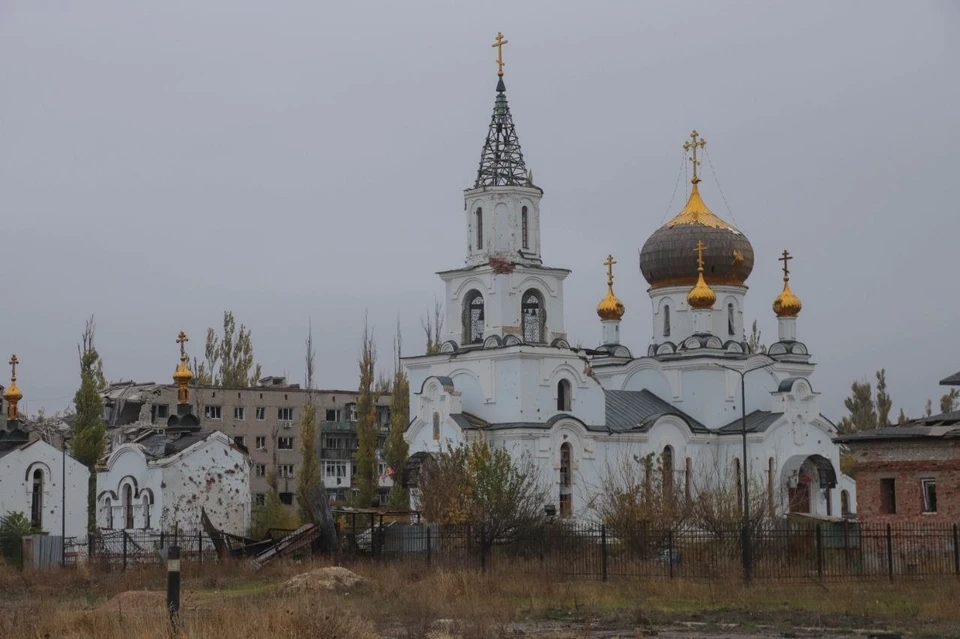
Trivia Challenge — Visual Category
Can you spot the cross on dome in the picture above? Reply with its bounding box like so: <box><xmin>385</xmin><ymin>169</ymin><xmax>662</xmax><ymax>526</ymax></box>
<box><xmin>684</xmin><ymin>129</ymin><xmax>706</xmax><ymax>184</ymax></box>
<box><xmin>773</xmin><ymin>249</ymin><xmax>802</xmax><ymax>318</ymax></box>
<box><xmin>597</xmin><ymin>254</ymin><xmax>625</xmax><ymax>321</ymax></box>
<box><xmin>176</xmin><ymin>330</ymin><xmax>189</xmax><ymax>360</ymax></box>
<box><xmin>8</xmin><ymin>354</ymin><xmax>18</xmax><ymax>382</ymax></box>
<box><xmin>779</xmin><ymin>249</ymin><xmax>793</xmax><ymax>280</ymax></box>
<box><xmin>492</xmin><ymin>31</ymin><xmax>508</xmax><ymax>77</ymax></box>
<box><xmin>687</xmin><ymin>239</ymin><xmax>717</xmax><ymax>310</ymax></box>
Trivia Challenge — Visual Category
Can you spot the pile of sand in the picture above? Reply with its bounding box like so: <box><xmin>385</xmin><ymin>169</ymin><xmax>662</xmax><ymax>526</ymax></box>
<box><xmin>276</xmin><ymin>566</ymin><xmax>369</xmax><ymax>595</ymax></box>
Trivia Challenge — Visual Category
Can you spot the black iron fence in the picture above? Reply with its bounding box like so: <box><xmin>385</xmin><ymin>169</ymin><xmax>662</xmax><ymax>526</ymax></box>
<box><xmin>77</xmin><ymin>529</ymin><xmax>217</xmax><ymax>569</ymax></box>
<box><xmin>339</xmin><ymin>519</ymin><xmax>960</xmax><ymax>582</ymax></box>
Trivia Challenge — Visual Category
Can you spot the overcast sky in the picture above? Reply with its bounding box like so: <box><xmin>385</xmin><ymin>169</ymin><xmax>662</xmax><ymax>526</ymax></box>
<box><xmin>1</xmin><ymin>1</ymin><xmax>956</xmax><ymax>421</ymax></box>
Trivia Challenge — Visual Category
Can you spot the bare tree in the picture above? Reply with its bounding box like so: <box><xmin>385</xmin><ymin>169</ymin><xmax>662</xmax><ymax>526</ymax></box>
<box><xmin>421</xmin><ymin>297</ymin><xmax>444</xmax><ymax>355</ymax></box>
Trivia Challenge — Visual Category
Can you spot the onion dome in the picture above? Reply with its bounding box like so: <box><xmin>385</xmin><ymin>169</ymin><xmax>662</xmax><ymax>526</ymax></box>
<box><xmin>4</xmin><ymin>355</ymin><xmax>22</xmax><ymax>421</ymax></box>
<box><xmin>597</xmin><ymin>255</ymin><xmax>626</xmax><ymax>320</ymax></box>
<box><xmin>640</xmin><ymin>130</ymin><xmax>753</xmax><ymax>290</ymax></box>
<box><xmin>687</xmin><ymin>240</ymin><xmax>717</xmax><ymax>309</ymax></box>
<box><xmin>773</xmin><ymin>250</ymin><xmax>802</xmax><ymax>317</ymax></box>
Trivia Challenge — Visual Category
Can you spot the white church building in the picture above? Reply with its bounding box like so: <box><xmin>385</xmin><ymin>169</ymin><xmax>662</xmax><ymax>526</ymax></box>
<box><xmin>403</xmin><ymin>55</ymin><xmax>855</xmax><ymax>522</ymax></box>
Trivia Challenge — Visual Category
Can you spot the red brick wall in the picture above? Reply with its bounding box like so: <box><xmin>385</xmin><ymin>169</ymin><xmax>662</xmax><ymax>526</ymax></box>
<box><xmin>847</xmin><ymin>440</ymin><xmax>960</xmax><ymax>523</ymax></box>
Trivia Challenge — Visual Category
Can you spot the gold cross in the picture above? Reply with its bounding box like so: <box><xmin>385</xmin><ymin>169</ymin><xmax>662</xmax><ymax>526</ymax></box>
<box><xmin>9</xmin><ymin>354</ymin><xmax>17</xmax><ymax>382</ymax></box>
<box><xmin>604</xmin><ymin>254</ymin><xmax>617</xmax><ymax>286</ymax></box>
<box><xmin>779</xmin><ymin>249</ymin><xmax>793</xmax><ymax>280</ymax></box>
<box><xmin>492</xmin><ymin>31</ymin><xmax>508</xmax><ymax>77</ymax></box>
<box><xmin>176</xmin><ymin>331</ymin><xmax>189</xmax><ymax>359</ymax></box>
<box><xmin>694</xmin><ymin>240</ymin><xmax>707</xmax><ymax>270</ymax></box>
<box><xmin>683</xmin><ymin>129</ymin><xmax>706</xmax><ymax>184</ymax></box>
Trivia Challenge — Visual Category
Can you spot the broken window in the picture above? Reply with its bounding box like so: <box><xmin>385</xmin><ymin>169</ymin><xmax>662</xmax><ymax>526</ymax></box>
<box><xmin>254</xmin><ymin>493</ymin><xmax>265</xmax><ymax>506</ymax></box>
<box><xmin>922</xmin><ymin>479</ymin><xmax>937</xmax><ymax>513</ymax></box>
<box><xmin>522</xmin><ymin>289</ymin><xmax>545</xmax><ymax>343</ymax></box>
<box><xmin>234</xmin><ymin>406</ymin><xmax>245</xmax><ymax>420</ymax></box>
<box><xmin>325</xmin><ymin>409</ymin><xmax>338</xmax><ymax>421</ymax></box>
<box><xmin>255</xmin><ymin>406</ymin><xmax>266</xmax><ymax>420</ymax></box>
<box><xmin>841</xmin><ymin>489</ymin><xmax>851</xmax><ymax>517</ymax></box>
<box><xmin>278</xmin><ymin>437</ymin><xmax>294</xmax><ymax>450</ymax></box>
<box><xmin>256</xmin><ymin>436</ymin><xmax>266</xmax><ymax>450</ymax></box>
<box><xmin>880</xmin><ymin>478</ymin><xmax>896</xmax><ymax>514</ymax></box>
<box><xmin>278</xmin><ymin>407</ymin><xmax>295</xmax><ymax>421</ymax></box>
<box><xmin>233</xmin><ymin>436</ymin><xmax>245</xmax><ymax>447</ymax></box>
<box><xmin>156</xmin><ymin>404</ymin><xmax>169</xmax><ymax>419</ymax></box>
<box><xmin>346</xmin><ymin>403</ymin><xmax>358</xmax><ymax>422</ymax></box>
<box><xmin>463</xmin><ymin>290</ymin><xmax>485</xmax><ymax>344</ymax></box>
<box><xmin>255</xmin><ymin>463</ymin><xmax>266</xmax><ymax>477</ymax></box>
<box><xmin>204</xmin><ymin>405</ymin><xmax>222</xmax><ymax>420</ymax></box>
<box><xmin>279</xmin><ymin>492</ymin><xmax>294</xmax><ymax>505</ymax></box>
<box><xmin>560</xmin><ymin>442</ymin><xmax>572</xmax><ymax>488</ymax></box>
<box><xmin>278</xmin><ymin>464</ymin><xmax>295</xmax><ymax>479</ymax></box>
<box><xmin>123</xmin><ymin>484</ymin><xmax>134</xmax><ymax>530</ymax></box>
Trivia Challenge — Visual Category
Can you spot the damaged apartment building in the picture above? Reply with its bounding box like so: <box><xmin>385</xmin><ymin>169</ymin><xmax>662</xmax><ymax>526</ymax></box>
<box><xmin>102</xmin><ymin>376</ymin><xmax>394</xmax><ymax>508</ymax></box>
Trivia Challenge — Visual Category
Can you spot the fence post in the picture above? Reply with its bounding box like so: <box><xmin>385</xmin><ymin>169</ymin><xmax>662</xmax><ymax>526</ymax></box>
<box><xmin>886</xmin><ymin>523</ymin><xmax>894</xmax><ymax>582</ymax></box>
<box><xmin>600</xmin><ymin>525</ymin><xmax>608</xmax><ymax>582</ymax></box>
<box><xmin>953</xmin><ymin>524</ymin><xmax>959</xmax><ymax>578</ymax></box>
<box><xmin>668</xmin><ymin>529</ymin><xmax>674</xmax><ymax>579</ymax></box>
<box><xmin>426</xmin><ymin>525</ymin><xmax>432</xmax><ymax>568</ymax></box>
<box><xmin>815</xmin><ymin>524</ymin><xmax>824</xmax><ymax>582</ymax></box>
<box><xmin>122</xmin><ymin>531</ymin><xmax>128</xmax><ymax>571</ymax></box>
<box><xmin>166</xmin><ymin>546</ymin><xmax>181</xmax><ymax>633</ymax></box>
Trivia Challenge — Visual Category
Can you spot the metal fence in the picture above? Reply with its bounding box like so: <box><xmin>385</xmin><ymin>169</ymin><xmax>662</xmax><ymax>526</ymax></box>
<box><xmin>339</xmin><ymin>520</ymin><xmax>960</xmax><ymax>582</ymax></box>
<box><xmin>78</xmin><ymin>529</ymin><xmax>217</xmax><ymax>569</ymax></box>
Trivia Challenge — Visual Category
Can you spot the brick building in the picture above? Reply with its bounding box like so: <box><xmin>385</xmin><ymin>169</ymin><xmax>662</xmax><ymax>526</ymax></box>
<box><xmin>835</xmin><ymin>416</ymin><xmax>960</xmax><ymax>522</ymax></box>
<box><xmin>101</xmin><ymin>377</ymin><xmax>393</xmax><ymax>509</ymax></box>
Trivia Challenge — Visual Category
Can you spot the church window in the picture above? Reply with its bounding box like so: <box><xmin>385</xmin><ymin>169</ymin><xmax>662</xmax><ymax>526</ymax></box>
<box><xmin>463</xmin><ymin>291</ymin><xmax>485</xmax><ymax>344</ymax></box>
<box><xmin>142</xmin><ymin>494</ymin><xmax>151</xmax><ymax>529</ymax></box>
<box><xmin>728</xmin><ymin>303</ymin><xmax>735</xmax><ymax>336</ymax></box>
<box><xmin>560</xmin><ymin>442</ymin><xmax>572</xmax><ymax>488</ymax></box>
<box><xmin>557</xmin><ymin>379</ymin><xmax>572</xmax><ymax>412</ymax></box>
<box><xmin>30</xmin><ymin>469</ymin><xmax>43</xmax><ymax>530</ymax></box>
<box><xmin>432</xmin><ymin>412</ymin><xmax>440</xmax><ymax>440</ymax></box>
<box><xmin>521</xmin><ymin>206</ymin><xmax>529</xmax><ymax>249</ymax></box>
<box><xmin>662</xmin><ymin>446</ymin><xmax>674</xmax><ymax>505</ymax></box>
<box><xmin>104</xmin><ymin>497</ymin><xmax>113</xmax><ymax>529</ymax></box>
<box><xmin>685</xmin><ymin>457</ymin><xmax>693</xmax><ymax>505</ymax></box>
<box><xmin>663</xmin><ymin>305</ymin><xmax>671</xmax><ymax>337</ymax></box>
<box><xmin>475</xmin><ymin>207</ymin><xmax>483</xmax><ymax>250</ymax></box>
<box><xmin>840</xmin><ymin>490</ymin><xmax>851</xmax><ymax>517</ymax></box>
<box><xmin>123</xmin><ymin>484</ymin><xmax>134</xmax><ymax>530</ymax></box>
<box><xmin>521</xmin><ymin>289</ymin><xmax>545</xmax><ymax>343</ymax></box>
<box><xmin>767</xmin><ymin>457</ymin><xmax>776</xmax><ymax>516</ymax></box>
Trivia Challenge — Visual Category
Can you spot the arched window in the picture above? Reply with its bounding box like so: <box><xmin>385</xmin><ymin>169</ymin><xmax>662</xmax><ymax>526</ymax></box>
<box><xmin>123</xmin><ymin>484</ymin><xmax>134</xmax><ymax>530</ymax></box>
<box><xmin>663</xmin><ymin>305</ymin><xmax>671</xmax><ymax>337</ymax></box>
<box><xmin>475</xmin><ymin>207</ymin><xmax>483</xmax><ymax>250</ymax></box>
<box><xmin>521</xmin><ymin>289</ymin><xmax>545</xmax><ymax>343</ymax></box>
<box><xmin>432</xmin><ymin>412</ymin><xmax>440</xmax><ymax>441</ymax></box>
<box><xmin>463</xmin><ymin>290</ymin><xmax>485</xmax><ymax>344</ymax></box>
<box><xmin>142</xmin><ymin>494</ymin><xmax>151</xmax><ymax>529</ymax></box>
<box><xmin>521</xmin><ymin>206</ymin><xmax>529</xmax><ymax>249</ymax></box>
<box><xmin>557</xmin><ymin>379</ymin><xmax>572</xmax><ymax>412</ymax></box>
<box><xmin>767</xmin><ymin>457</ymin><xmax>776</xmax><ymax>516</ymax></box>
<box><xmin>662</xmin><ymin>446</ymin><xmax>674</xmax><ymax>505</ymax></box>
<box><xmin>685</xmin><ymin>457</ymin><xmax>693</xmax><ymax>504</ymax></box>
<box><xmin>559</xmin><ymin>442</ymin><xmax>572</xmax><ymax>517</ymax></box>
<box><xmin>30</xmin><ymin>469</ymin><xmax>43</xmax><ymax>530</ymax></box>
<box><xmin>841</xmin><ymin>490</ymin><xmax>851</xmax><ymax>517</ymax></box>
<box><xmin>734</xmin><ymin>458</ymin><xmax>743</xmax><ymax>516</ymax></box>
<box><xmin>728</xmin><ymin>303</ymin><xmax>735</xmax><ymax>336</ymax></box>
<box><xmin>104</xmin><ymin>497</ymin><xmax>113</xmax><ymax>529</ymax></box>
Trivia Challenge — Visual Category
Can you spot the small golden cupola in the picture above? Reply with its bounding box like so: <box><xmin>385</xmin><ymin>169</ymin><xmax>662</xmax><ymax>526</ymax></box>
<box><xmin>597</xmin><ymin>254</ymin><xmax>626</xmax><ymax>321</ymax></box>
<box><xmin>687</xmin><ymin>240</ymin><xmax>717</xmax><ymax>310</ymax></box>
<box><xmin>173</xmin><ymin>331</ymin><xmax>194</xmax><ymax>404</ymax></box>
<box><xmin>772</xmin><ymin>250</ymin><xmax>802</xmax><ymax>317</ymax></box>
<box><xmin>3</xmin><ymin>354</ymin><xmax>23</xmax><ymax>421</ymax></box>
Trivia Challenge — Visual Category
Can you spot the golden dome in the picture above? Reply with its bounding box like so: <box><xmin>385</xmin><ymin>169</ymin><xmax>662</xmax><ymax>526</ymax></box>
<box><xmin>4</xmin><ymin>354</ymin><xmax>22</xmax><ymax>421</ymax></box>
<box><xmin>687</xmin><ymin>240</ymin><xmax>716</xmax><ymax>310</ymax></box>
<box><xmin>2</xmin><ymin>380</ymin><xmax>22</xmax><ymax>404</ymax></box>
<box><xmin>597</xmin><ymin>254</ymin><xmax>626</xmax><ymax>321</ymax></box>
<box><xmin>773</xmin><ymin>250</ymin><xmax>802</xmax><ymax>317</ymax></box>
<box><xmin>173</xmin><ymin>359</ymin><xmax>193</xmax><ymax>384</ymax></box>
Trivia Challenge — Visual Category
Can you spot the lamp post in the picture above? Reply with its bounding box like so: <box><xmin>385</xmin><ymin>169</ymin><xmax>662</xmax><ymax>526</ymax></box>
<box><xmin>712</xmin><ymin>359</ymin><xmax>776</xmax><ymax>584</ymax></box>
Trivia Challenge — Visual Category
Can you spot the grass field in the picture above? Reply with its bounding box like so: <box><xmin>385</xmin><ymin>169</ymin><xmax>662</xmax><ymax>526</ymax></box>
<box><xmin>1</xmin><ymin>557</ymin><xmax>958</xmax><ymax>638</ymax></box>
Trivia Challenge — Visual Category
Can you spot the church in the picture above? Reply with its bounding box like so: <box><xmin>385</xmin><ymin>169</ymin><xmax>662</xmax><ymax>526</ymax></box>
<box><xmin>402</xmin><ymin>35</ymin><xmax>856</xmax><ymax>522</ymax></box>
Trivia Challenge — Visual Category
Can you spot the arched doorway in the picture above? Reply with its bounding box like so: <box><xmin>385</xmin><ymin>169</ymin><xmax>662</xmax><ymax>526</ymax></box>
<box><xmin>782</xmin><ymin>454</ymin><xmax>838</xmax><ymax>516</ymax></box>
<box><xmin>559</xmin><ymin>442</ymin><xmax>572</xmax><ymax>517</ymax></box>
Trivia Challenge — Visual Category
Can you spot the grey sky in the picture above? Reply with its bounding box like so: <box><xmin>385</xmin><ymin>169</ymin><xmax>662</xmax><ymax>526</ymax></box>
<box><xmin>1</xmin><ymin>1</ymin><xmax>956</xmax><ymax>421</ymax></box>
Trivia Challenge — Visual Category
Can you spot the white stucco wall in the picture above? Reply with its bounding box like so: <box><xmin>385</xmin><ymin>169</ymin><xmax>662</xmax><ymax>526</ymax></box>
<box><xmin>0</xmin><ymin>440</ymin><xmax>87</xmax><ymax>540</ymax></box>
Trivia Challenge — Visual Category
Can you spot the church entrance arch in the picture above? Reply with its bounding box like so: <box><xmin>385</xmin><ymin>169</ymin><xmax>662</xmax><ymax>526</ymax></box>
<box><xmin>781</xmin><ymin>454</ymin><xmax>837</xmax><ymax>516</ymax></box>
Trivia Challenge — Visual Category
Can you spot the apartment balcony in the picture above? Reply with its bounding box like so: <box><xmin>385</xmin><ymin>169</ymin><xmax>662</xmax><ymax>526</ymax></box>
<box><xmin>320</xmin><ymin>448</ymin><xmax>356</xmax><ymax>460</ymax></box>
<box><xmin>321</xmin><ymin>421</ymin><xmax>357</xmax><ymax>433</ymax></box>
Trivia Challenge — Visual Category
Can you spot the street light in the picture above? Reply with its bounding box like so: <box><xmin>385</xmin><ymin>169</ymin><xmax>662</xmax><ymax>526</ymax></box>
<box><xmin>711</xmin><ymin>359</ymin><xmax>776</xmax><ymax>584</ymax></box>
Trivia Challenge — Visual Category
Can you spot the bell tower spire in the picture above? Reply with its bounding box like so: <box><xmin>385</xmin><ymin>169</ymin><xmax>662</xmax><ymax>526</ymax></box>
<box><xmin>475</xmin><ymin>31</ymin><xmax>529</xmax><ymax>188</ymax></box>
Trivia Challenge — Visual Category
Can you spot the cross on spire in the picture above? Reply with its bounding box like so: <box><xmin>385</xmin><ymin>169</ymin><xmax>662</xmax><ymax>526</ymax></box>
<box><xmin>176</xmin><ymin>331</ymin><xmax>189</xmax><ymax>360</ymax></box>
<box><xmin>9</xmin><ymin>354</ymin><xmax>17</xmax><ymax>382</ymax></box>
<box><xmin>684</xmin><ymin>129</ymin><xmax>706</xmax><ymax>184</ymax></box>
<box><xmin>694</xmin><ymin>240</ymin><xmax>707</xmax><ymax>271</ymax></box>
<box><xmin>604</xmin><ymin>254</ymin><xmax>617</xmax><ymax>287</ymax></box>
<box><xmin>492</xmin><ymin>31</ymin><xmax>508</xmax><ymax>77</ymax></box>
<box><xmin>779</xmin><ymin>249</ymin><xmax>793</xmax><ymax>280</ymax></box>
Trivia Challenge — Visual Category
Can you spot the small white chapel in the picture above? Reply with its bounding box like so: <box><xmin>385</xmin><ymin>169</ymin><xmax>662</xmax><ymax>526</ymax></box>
<box><xmin>403</xmin><ymin>36</ymin><xmax>856</xmax><ymax>522</ymax></box>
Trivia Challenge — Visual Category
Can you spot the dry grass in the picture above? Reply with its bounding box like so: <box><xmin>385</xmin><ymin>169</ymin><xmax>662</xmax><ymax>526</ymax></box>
<box><xmin>1</xmin><ymin>557</ymin><xmax>959</xmax><ymax>637</ymax></box>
